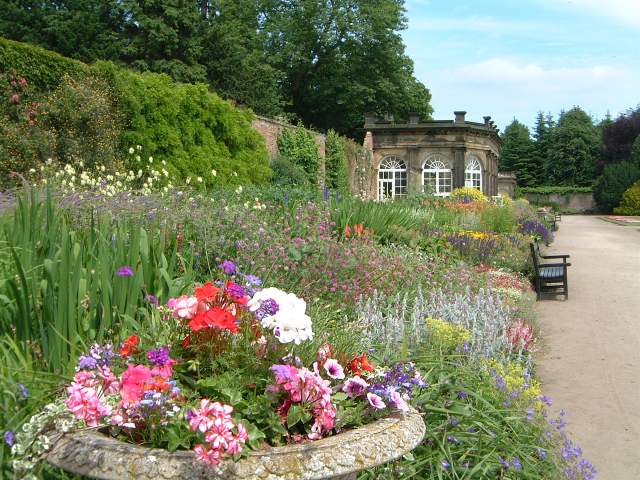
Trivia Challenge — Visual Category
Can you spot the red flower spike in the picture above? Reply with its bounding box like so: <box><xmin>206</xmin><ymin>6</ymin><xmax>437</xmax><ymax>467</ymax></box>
<box><xmin>120</xmin><ymin>335</ymin><xmax>140</xmax><ymax>357</ymax></box>
<box><xmin>195</xmin><ymin>282</ymin><xmax>220</xmax><ymax>303</ymax></box>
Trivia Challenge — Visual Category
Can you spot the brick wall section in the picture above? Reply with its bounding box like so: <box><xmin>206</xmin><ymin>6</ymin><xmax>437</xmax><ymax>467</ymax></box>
<box><xmin>251</xmin><ymin>115</ymin><xmax>326</xmax><ymax>159</ymax></box>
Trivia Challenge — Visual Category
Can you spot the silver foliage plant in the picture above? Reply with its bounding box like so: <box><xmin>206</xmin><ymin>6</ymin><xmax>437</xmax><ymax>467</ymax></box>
<box><xmin>357</xmin><ymin>286</ymin><xmax>514</xmax><ymax>360</ymax></box>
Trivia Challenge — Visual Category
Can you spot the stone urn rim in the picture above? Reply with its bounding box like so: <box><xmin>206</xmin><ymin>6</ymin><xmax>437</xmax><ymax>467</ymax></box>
<box><xmin>47</xmin><ymin>408</ymin><xmax>426</xmax><ymax>479</ymax></box>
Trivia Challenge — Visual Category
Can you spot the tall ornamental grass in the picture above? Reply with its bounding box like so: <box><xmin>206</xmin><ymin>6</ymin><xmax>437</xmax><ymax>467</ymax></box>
<box><xmin>0</xmin><ymin>188</ymin><xmax>192</xmax><ymax>373</ymax></box>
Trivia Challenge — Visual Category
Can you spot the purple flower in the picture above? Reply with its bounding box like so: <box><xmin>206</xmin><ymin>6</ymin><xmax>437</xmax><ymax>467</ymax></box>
<box><xmin>537</xmin><ymin>448</ymin><xmax>547</xmax><ymax>459</ymax></box>
<box><xmin>255</xmin><ymin>298</ymin><xmax>279</xmax><ymax>320</ymax></box>
<box><xmin>457</xmin><ymin>390</ymin><xmax>468</xmax><ymax>400</ymax></box>
<box><xmin>116</xmin><ymin>266</ymin><xmax>134</xmax><ymax>277</ymax></box>
<box><xmin>17</xmin><ymin>383</ymin><xmax>29</xmax><ymax>399</ymax></box>
<box><xmin>526</xmin><ymin>408</ymin><xmax>535</xmax><ymax>421</ymax></box>
<box><xmin>226</xmin><ymin>282</ymin><xmax>245</xmax><ymax>298</ymax></box>
<box><xmin>342</xmin><ymin>376</ymin><xmax>369</xmax><ymax>398</ymax></box>
<box><xmin>220</xmin><ymin>260</ymin><xmax>237</xmax><ymax>275</ymax></box>
<box><xmin>78</xmin><ymin>355</ymin><xmax>98</xmax><ymax>370</ymax></box>
<box><xmin>538</xmin><ymin>395</ymin><xmax>553</xmax><ymax>407</ymax></box>
<box><xmin>243</xmin><ymin>274</ymin><xmax>262</xmax><ymax>286</ymax></box>
<box><xmin>147</xmin><ymin>346</ymin><xmax>171</xmax><ymax>367</ymax></box>
<box><xmin>367</xmin><ymin>392</ymin><xmax>386</xmax><ymax>409</ymax></box>
<box><xmin>323</xmin><ymin>359</ymin><xmax>345</xmax><ymax>379</ymax></box>
<box><xmin>511</xmin><ymin>457</ymin><xmax>522</xmax><ymax>471</ymax></box>
<box><xmin>145</xmin><ymin>294</ymin><xmax>159</xmax><ymax>307</ymax></box>
<box><xmin>4</xmin><ymin>431</ymin><xmax>14</xmax><ymax>447</ymax></box>
<box><xmin>449</xmin><ymin>416</ymin><xmax>460</xmax><ymax>426</ymax></box>
<box><xmin>89</xmin><ymin>343</ymin><xmax>116</xmax><ymax>367</ymax></box>
<box><xmin>447</xmin><ymin>434</ymin><xmax>460</xmax><ymax>444</ymax></box>
<box><xmin>389</xmin><ymin>390</ymin><xmax>409</xmax><ymax>412</ymax></box>
<box><xmin>498</xmin><ymin>456</ymin><xmax>510</xmax><ymax>469</ymax></box>
<box><xmin>442</xmin><ymin>460</ymin><xmax>451</xmax><ymax>469</ymax></box>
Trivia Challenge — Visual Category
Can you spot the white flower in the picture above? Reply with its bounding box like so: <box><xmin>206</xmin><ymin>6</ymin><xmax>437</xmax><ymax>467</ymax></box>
<box><xmin>148</xmin><ymin>156</ymin><xmax>153</xmax><ymax>163</ymax></box>
<box><xmin>248</xmin><ymin>287</ymin><xmax>313</xmax><ymax>344</ymax></box>
<box><xmin>135</xmin><ymin>155</ymin><xmax>141</xmax><ymax>162</ymax></box>
<box><xmin>211</xmin><ymin>169</ymin><xmax>217</xmax><ymax>177</ymax></box>
<box><xmin>235</xmin><ymin>185</ymin><xmax>243</xmax><ymax>194</ymax></box>
<box><xmin>136</xmin><ymin>145</ymin><xmax>142</xmax><ymax>151</ymax></box>
<box><xmin>197</xmin><ymin>176</ymin><xmax>203</xmax><ymax>183</ymax></box>
<box><xmin>128</xmin><ymin>147</ymin><xmax>135</xmax><ymax>154</ymax></box>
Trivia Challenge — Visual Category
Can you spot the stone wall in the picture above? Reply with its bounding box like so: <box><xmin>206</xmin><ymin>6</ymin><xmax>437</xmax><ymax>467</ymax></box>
<box><xmin>523</xmin><ymin>192</ymin><xmax>597</xmax><ymax>213</ymax></box>
<box><xmin>251</xmin><ymin>116</ymin><xmax>326</xmax><ymax>159</ymax></box>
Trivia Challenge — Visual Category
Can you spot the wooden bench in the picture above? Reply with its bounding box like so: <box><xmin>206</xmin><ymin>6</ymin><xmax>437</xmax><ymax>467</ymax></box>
<box><xmin>530</xmin><ymin>242</ymin><xmax>571</xmax><ymax>300</ymax></box>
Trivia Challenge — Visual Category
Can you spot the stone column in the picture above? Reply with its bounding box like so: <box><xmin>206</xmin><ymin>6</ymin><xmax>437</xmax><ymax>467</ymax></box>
<box><xmin>407</xmin><ymin>146</ymin><xmax>421</xmax><ymax>195</ymax></box>
<box><xmin>453</xmin><ymin>147</ymin><xmax>466</xmax><ymax>190</ymax></box>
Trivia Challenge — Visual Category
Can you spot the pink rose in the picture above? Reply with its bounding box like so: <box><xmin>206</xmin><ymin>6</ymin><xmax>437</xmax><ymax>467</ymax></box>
<box><xmin>170</xmin><ymin>295</ymin><xmax>199</xmax><ymax>319</ymax></box>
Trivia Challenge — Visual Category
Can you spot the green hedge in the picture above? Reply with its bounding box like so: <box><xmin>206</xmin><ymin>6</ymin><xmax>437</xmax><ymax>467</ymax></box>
<box><xmin>97</xmin><ymin>62</ymin><xmax>271</xmax><ymax>186</ymax></box>
<box><xmin>517</xmin><ymin>186</ymin><xmax>593</xmax><ymax>195</ymax></box>
<box><xmin>0</xmin><ymin>37</ymin><xmax>90</xmax><ymax>92</ymax></box>
<box><xmin>1</xmin><ymin>38</ymin><xmax>271</xmax><ymax>186</ymax></box>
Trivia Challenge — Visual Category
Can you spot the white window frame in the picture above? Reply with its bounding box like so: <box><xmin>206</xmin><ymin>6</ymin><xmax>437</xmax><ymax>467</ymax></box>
<box><xmin>378</xmin><ymin>156</ymin><xmax>407</xmax><ymax>200</ymax></box>
<box><xmin>465</xmin><ymin>156</ymin><xmax>482</xmax><ymax>191</ymax></box>
<box><xmin>423</xmin><ymin>155</ymin><xmax>452</xmax><ymax>197</ymax></box>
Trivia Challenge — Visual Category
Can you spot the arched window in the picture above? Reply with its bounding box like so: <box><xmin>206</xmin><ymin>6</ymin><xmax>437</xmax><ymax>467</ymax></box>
<box><xmin>378</xmin><ymin>156</ymin><xmax>407</xmax><ymax>200</ymax></box>
<box><xmin>423</xmin><ymin>155</ymin><xmax>452</xmax><ymax>196</ymax></box>
<box><xmin>465</xmin><ymin>156</ymin><xmax>482</xmax><ymax>191</ymax></box>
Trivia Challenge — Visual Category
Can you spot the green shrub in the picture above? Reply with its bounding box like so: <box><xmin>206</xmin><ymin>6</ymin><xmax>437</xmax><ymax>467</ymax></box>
<box><xmin>480</xmin><ymin>205</ymin><xmax>517</xmax><ymax>234</ymax></box>
<box><xmin>516</xmin><ymin>186</ymin><xmax>592</xmax><ymax>195</ymax></box>
<box><xmin>43</xmin><ymin>74</ymin><xmax>123</xmax><ymax>171</ymax></box>
<box><xmin>95</xmin><ymin>62</ymin><xmax>272</xmax><ymax>186</ymax></box>
<box><xmin>325</xmin><ymin>130</ymin><xmax>349</xmax><ymax>194</ymax></box>
<box><xmin>593</xmin><ymin>161</ymin><xmax>640</xmax><ymax>212</ymax></box>
<box><xmin>614</xmin><ymin>180</ymin><xmax>640</xmax><ymax>215</ymax></box>
<box><xmin>277</xmin><ymin>125</ymin><xmax>322</xmax><ymax>185</ymax></box>
<box><xmin>0</xmin><ymin>37</ymin><xmax>89</xmax><ymax>93</ymax></box>
<box><xmin>271</xmin><ymin>155</ymin><xmax>310</xmax><ymax>186</ymax></box>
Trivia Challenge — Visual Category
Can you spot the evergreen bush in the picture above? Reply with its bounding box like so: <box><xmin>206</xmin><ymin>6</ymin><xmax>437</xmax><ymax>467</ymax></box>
<box><xmin>325</xmin><ymin>130</ymin><xmax>349</xmax><ymax>194</ymax></box>
<box><xmin>277</xmin><ymin>126</ymin><xmax>322</xmax><ymax>185</ymax></box>
<box><xmin>270</xmin><ymin>155</ymin><xmax>309</xmax><ymax>187</ymax></box>
<box><xmin>614</xmin><ymin>180</ymin><xmax>640</xmax><ymax>215</ymax></box>
<box><xmin>593</xmin><ymin>162</ymin><xmax>640</xmax><ymax>213</ymax></box>
<box><xmin>0</xmin><ymin>38</ymin><xmax>89</xmax><ymax>93</ymax></box>
<box><xmin>97</xmin><ymin>62</ymin><xmax>271</xmax><ymax>186</ymax></box>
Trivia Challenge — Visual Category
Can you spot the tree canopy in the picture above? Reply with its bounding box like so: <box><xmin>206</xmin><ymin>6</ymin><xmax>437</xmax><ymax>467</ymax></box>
<box><xmin>499</xmin><ymin>119</ymin><xmax>537</xmax><ymax>187</ymax></box>
<box><xmin>0</xmin><ymin>0</ymin><xmax>432</xmax><ymax>135</ymax></box>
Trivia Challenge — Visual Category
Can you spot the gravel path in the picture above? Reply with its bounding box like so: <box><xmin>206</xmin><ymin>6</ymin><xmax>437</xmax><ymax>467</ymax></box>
<box><xmin>536</xmin><ymin>215</ymin><xmax>640</xmax><ymax>479</ymax></box>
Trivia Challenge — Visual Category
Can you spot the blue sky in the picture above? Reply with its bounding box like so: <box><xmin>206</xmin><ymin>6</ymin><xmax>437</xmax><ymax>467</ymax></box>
<box><xmin>402</xmin><ymin>0</ymin><xmax>639</xmax><ymax>131</ymax></box>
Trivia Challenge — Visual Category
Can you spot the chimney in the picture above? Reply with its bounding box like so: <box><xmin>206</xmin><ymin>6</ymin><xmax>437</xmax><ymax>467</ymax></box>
<box><xmin>483</xmin><ymin>116</ymin><xmax>492</xmax><ymax>127</ymax></box>
<box><xmin>408</xmin><ymin>112</ymin><xmax>420</xmax><ymax>124</ymax></box>
<box><xmin>454</xmin><ymin>111</ymin><xmax>467</xmax><ymax>124</ymax></box>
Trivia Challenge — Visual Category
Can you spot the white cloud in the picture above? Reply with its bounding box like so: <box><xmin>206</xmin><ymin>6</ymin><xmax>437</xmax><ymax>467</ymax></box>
<box><xmin>452</xmin><ymin>58</ymin><xmax>627</xmax><ymax>92</ymax></box>
<box><xmin>421</xmin><ymin>58</ymin><xmax>635</xmax><ymax>129</ymax></box>
<box><xmin>542</xmin><ymin>0</ymin><xmax>640</xmax><ymax>27</ymax></box>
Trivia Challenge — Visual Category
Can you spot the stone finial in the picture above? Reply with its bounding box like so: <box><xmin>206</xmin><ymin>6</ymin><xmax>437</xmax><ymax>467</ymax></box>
<box><xmin>408</xmin><ymin>112</ymin><xmax>420</xmax><ymax>124</ymax></box>
<box><xmin>483</xmin><ymin>116</ymin><xmax>492</xmax><ymax>126</ymax></box>
<box><xmin>454</xmin><ymin>111</ymin><xmax>467</xmax><ymax>124</ymax></box>
<box><xmin>363</xmin><ymin>131</ymin><xmax>374</xmax><ymax>151</ymax></box>
<box><xmin>364</xmin><ymin>112</ymin><xmax>378</xmax><ymax>126</ymax></box>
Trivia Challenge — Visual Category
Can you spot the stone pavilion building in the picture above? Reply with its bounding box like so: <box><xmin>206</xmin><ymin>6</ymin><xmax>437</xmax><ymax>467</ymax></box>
<box><xmin>363</xmin><ymin>111</ymin><xmax>502</xmax><ymax>200</ymax></box>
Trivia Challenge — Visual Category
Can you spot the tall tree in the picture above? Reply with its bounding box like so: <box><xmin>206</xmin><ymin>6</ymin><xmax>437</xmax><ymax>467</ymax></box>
<box><xmin>532</xmin><ymin>111</ymin><xmax>554</xmax><ymax>186</ymax></box>
<box><xmin>602</xmin><ymin>105</ymin><xmax>640</xmax><ymax>166</ymax></box>
<box><xmin>546</xmin><ymin>107</ymin><xmax>600</xmax><ymax>186</ymax></box>
<box><xmin>200</xmin><ymin>0</ymin><xmax>284</xmax><ymax>116</ymax></box>
<box><xmin>499</xmin><ymin>119</ymin><xmax>537</xmax><ymax>187</ymax></box>
<box><xmin>260</xmin><ymin>0</ymin><xmax>432</xmax><ymax>135</ymax></box>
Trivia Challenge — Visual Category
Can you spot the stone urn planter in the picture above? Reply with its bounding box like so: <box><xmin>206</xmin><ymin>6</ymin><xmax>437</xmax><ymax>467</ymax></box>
<box><xmin>47</xmin><ymin>409</ymin><xmax>425</xmax><ymax>480</ymax></box>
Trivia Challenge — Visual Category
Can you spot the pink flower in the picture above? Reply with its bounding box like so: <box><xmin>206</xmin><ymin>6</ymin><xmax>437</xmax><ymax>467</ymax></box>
<box><xmin>323</xmin><ymin>359</ymin><xmax>345</xmax><ymax>380</ymax></box>
<box><xmin>193</xmin><ymin>444</ymin><xmax>222</xmax><ymax>466</ymax></box>
<box><xmin>507</xmin><ymin>320</ymin><xmax>535</xmax><ymax>350</ymax></box>
<box><xmin>367</xmin><ymin>392</ymin><xmax>386</xmax><ymax>409</ymax></box>
<box><xmin>389</xmin><ymin>390</ymin><xmax>409</xmax><ymax>412</ymax></box>
<box><xmin>65</xmin><ymin>383</ymin><xmax>111</xmax><ymax>427</ymax></box>
<box><xmin>169</xmin><ymin>295</ymin><xmax>199</xmax><ymax>319</ymax></box>
<box><xmin>342</xmin><ymin>376</ymin><xmax>369</xmax><ymax>398</ymax></box>
<box><xmin>120</xmin><ymin>364</ymin><xmax>152</xmax><ymax>406</ymax></box>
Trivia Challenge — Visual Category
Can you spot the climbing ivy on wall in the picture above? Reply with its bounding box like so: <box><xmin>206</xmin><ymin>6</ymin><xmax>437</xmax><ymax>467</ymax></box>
<box><xmin>325</xmin><ymin>130</ymin><xmax>349</xmax><ymax>194</ymax></box>
<box><xmin>277</xmin><ymin>126</ymin><xmax>321</xmax><ymax>185</ymax></box>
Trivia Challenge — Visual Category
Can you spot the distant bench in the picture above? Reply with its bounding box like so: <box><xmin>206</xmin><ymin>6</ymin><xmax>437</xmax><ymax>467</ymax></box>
<box><xmin>530</xmin><ymin>241</ymin><xmax>571</xmax><ymax>300</ymax></box>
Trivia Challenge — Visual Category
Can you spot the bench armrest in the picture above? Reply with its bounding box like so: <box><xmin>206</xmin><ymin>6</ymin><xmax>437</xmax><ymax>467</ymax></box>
<box><xmin>539</xmin><ymin>262</ymin><xmax>571</xmax><ymax>268</ymax></box>
<box><xmin>541</xmin><ymin>254</ymin><xmax>570</xmax><ymax>259</ymax></box>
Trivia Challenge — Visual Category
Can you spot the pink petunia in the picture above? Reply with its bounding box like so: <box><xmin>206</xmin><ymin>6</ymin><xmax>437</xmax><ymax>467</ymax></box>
<box><xmin>389</xmin><ymin>390</ymin><xmax>409</xmax><ymax>412</ymax></box>
<box><xmin>342</xmin><ymin>376</ymin><xmax>369</xmax><ymax>398</ymax></box>
<box><xmin>169</xmin><ymin>295</ymin><xmax>200</xmax><ymax>319</ymax></box>
<box><xmin>323</xmin><ymin>359</ymin><xmax>345</xmax><ymax>380</ymax></box>
<box><xmin>367</xmin><ymin>392</ymin><xmax>386</xmax><ymax>410</ymax></box>
<box><xmin>120</xmin><ymin>364</ymin><xmax>152</xmax><ymax>406</ymax></box>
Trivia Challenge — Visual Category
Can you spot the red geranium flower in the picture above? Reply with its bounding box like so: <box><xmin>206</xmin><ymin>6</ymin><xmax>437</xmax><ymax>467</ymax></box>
<box><xmin>349</xmin><ymin>353</ymin><xmax>375</xmax><ymax>376</ymax></box>
<box><xmin>189</xmin><ymin>306</ymin><xmax>239</xmax><ymax>334</ymax></box>
<box><xmin>120</xmin><ymin>335</ymin><xmax>140</xmax><ymax>357</ymax></box>
<box><xmin>195</xmin><ymin>282</ymin><xmax>220</xmax><ymax>303</ymax></box>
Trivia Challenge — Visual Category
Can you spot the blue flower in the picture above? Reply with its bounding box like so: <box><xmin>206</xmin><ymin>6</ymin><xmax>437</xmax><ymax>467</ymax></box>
<box><xmin>4</xmin><ymin>431</ymin><xmax>14</xmax><ymax>447</ymax></box>
<box><xmin>17</xmin><ymin>383</ymin><xmax>29</xmax><ymax>399</ymax></box>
